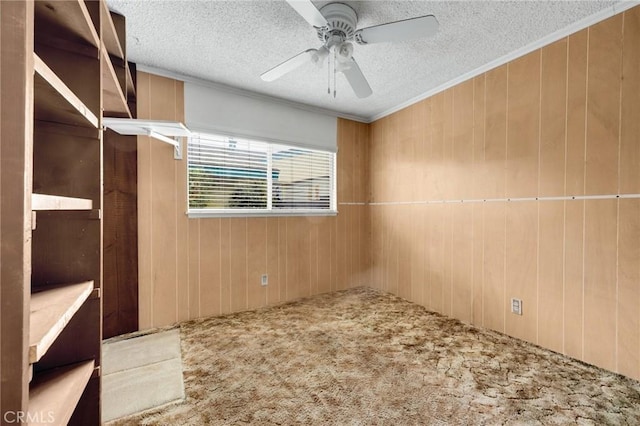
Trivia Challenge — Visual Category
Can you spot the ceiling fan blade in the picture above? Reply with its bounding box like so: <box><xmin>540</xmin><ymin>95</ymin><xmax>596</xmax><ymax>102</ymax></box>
<box><xmin>285</xmin><ymin>0</ymin><xmax>328</xmax><ymax>28</ymax></box>
<box><xmin>261</xmin><ymin>49</ymin><xmax>317</xmax><ymax>82</ymax></box>
<box><xmin>340</xmin><ymin>58</ymin><xmax>372</xmax><ymax>99</ymax></box>
<box><xmin>355</xmin><ymin>15</ymin><xmax>439</xmax><ymax>45</ymax></box>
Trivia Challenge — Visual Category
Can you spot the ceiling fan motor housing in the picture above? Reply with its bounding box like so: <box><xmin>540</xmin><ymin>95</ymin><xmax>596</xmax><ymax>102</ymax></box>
<box><xmin>316</xmin><ymin>3</ymin><xmax>358</xmax><ymax>43</ymax></box>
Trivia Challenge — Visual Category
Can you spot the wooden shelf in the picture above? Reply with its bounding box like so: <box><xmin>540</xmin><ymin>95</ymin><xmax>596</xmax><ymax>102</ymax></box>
<box><xmin>100</xmin><ymin>1</ymin><xmax>125</xmax><ymax>59</ymax></box>
<box><xmin>34</xmin><ymin>53</ymin><xmax>99</xmax><ymax>128</ymax></box>
<box><xmin>29</xmin><ymin>282</ymin><xmax>94</xmax><ymax>364</ymax></box>
<box><xmin>29</xmin><ymin>360</ymin><xmax>95</xmax><ymax>426</ymax></box>
<box><xmin>32</xmin><ymin>194</ymin><xmax>93</xmax><ymax>211</ymax></box>
<box><xmin>102</xmin><ymin>46</ymin><xmax>131</xmax><ymax>118</ymax></box>
<box><xmin>34</xmin><ymin>0</ymin><xmax>99</xmax><ymax>49</ymax></box>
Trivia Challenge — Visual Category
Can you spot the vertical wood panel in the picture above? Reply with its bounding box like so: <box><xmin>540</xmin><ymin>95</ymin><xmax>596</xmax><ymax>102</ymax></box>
<box><xmin>412</xmin><ymin>101</ymin><xmax>427</xmax><ymax>202</ymax></box>
<box><xmin>410</xmin><ymin>205</ymin><xmax>426</xmax><ymax>305</ymax></box>
<box><xmin>336</xmin><ymin>208</ymin><xmax>348</xmax><ymax>290</ymax></box>
<box><xmin>451</xmin><ymin>203</ymin><xmax>473</xmax><ymax>323</ymax></box>
<box><xmin>266</xmin><ymin>218</ymin><xmax>280</xmax><ymax>305</ymax></box>
<box><xmin>247</xmin><ymin>218</ymin><xmax>267</xmax><ymax>310</ymax></box>
<box><xmin>442</xmin><ymin>89</ymin><xmax>454</xmax><ymax>200</ymax></box>
<box><xmin>309</xmin><ymin>218</ymin><xmax>319</xmax><ymax>294</ymax></box>
<box><xmin>219</xmin><ymin>218</ymin><xmax>231</xmax><ymax>314</ymax></box>
<box><xmin>429</xmin><ymin>93</ymin><xmax>445</xmax><ymax>200</ymax></box>
<box><xmin>286</xmin><ymin>218</ymin><xmax>301</xmax><ymax>300</ymax></box>
<box><xmin>317</xmin><ymin>216</ymin><xmax>331</xmax><ymax>293</ymax></box>
<box><xmin>199</xmin><ymin>218</ymin><xmax>221</xmax><ymax>318</ymax></box>
<box><xmin>337</xmin><ymin>120</ymin><xmax>348</xmax><ymax>202</ymax></box>
<box><xmin>540</xmin><ymin>39</ymin><xmax>567</xmax><ymax>196</ymax></box>
<box><xmin>369</xmin><ymin>206</ymin><xmax>380</xmax><ymax>290</ymax></box>
<box><xmin>297</xmin><ymin>217</ymin><xmax>311</xmax><ymax>298</ymax></box>
<box><xmin>149</xmin><ymin>74</ymin><xmax>178</xmax><ymax>327</ymax></box>
<box><xmin>484</xmin><ymin>65</ymin><xmax>507</xmax><ymax>199</ymax></box>
<box><xmin>505</xmin><ymin>202</ymin><xmax>538</xmax><ymax>344</ymax></box>
<box><xmin>348</xmin><ymin>204</ymin><xmax>357</xmax><ymax>287</ymax></box>
<box><xmin>564</xmin><ymin>200</ymin><xmax>584</xmax><ymax>359</ymax></box>
<box><xmin>506</xmin><ymin>52</ymin><xmax>540</xmax><ymax>198</ymax></box>
<box><xmin>398</xmin><ymin>206</ymin><xmax>412</xmax><ymax>300</ymax></box>
<box><xmin>584</xmin><ymin>200</ymin><xmax>617</xmax><ymax>370</ymax></box>
<box><xmin>483</xmin><ymin>202</ymin><xmax>506</xmax><ymax>333</ymax></box>
<box><xmin>421</xmin><ymin>204</ymin><xmax>432</xmax><ymax>308</ymax></box>
<box><xmin>472</xmin><ymin>203</ymin><xmax>484</xmax><ymax>326</ymax></box>
<box><xmin>617</xmin><ymin>199</ymin><xmax>640</xmax><ymax>378</ymax></box>
<box><xmin>453</xmin><ymin>80</ymin><xmax>474</xmax><ymax>200</ymax></box>
<box><xmin>428</xmin><ymin>204</ymin><xmax>444</xmax><ymax>313</ymax></box>
<box><xmin>175</xmin><ymin>81</ymin><xmax>189</xmax><ymax>322</ymax></box>
<box><xmin>369</xmin><ymin>121</ymin><xmax>382</xmax><ymax>204</ymax></box>
<box><xmin>360</xmin><ymin>205</ymin><xmax>370</xmax><ymax>288</ymax></box>
<box><xmin>472</xmin><ymin>76</ymin><xmax>486</xmax><ymax>200</ymax></box>
<box><xmin>538</xmin><ymin>202</ymin><xmax>564</xmax><ymax>352</ymax></box>
<box><xmin>566</xmin><ymin>30</ymin><xmax>588</xmax><ymax>196</ymax></box>
<box><xmin>442</xmin><ymin>203</ymin><xmax>453</xmax><ymax>316</ymax></box>
<box><xmin>136</xmin><ymin>73</ymin><xmax>152</xmax><ymax>329</ymax></box>
<box><xmin>620</xmin><ymin>7</ymin><xmax>640</xmax><ymax>194</ymax></box>
<box><xmin>585</xmin><ymin>15</ymin><xmax>622</xmax><ymax>195</ymax></box>
<box><xmin>396</xmin><ymin>107</ymin><xmax>413</xmax><ymax>202</ymax></box>
<box><xmin>385</xmin><ymin>206</ymin><xmax>399</xmax><ymax>295</ymax></box>
<box><xmin>188</xmin><ymin>219</ymin><xmax>201</xmax><ymax>319</ymax></box>
<box><xmin>472</xmin><ymin>76</ymin><xmax>486</xmax><ymax>326</ymax></box>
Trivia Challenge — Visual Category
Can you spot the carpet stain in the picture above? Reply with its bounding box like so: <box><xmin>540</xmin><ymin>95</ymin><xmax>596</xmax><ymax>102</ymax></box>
<box><xmin>108</xmin><ymin>287</ymin><xmax>640</xmax><ymax>425</ymax></box>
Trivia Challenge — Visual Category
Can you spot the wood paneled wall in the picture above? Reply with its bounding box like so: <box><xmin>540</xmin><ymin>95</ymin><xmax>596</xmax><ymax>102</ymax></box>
<box><xmin>136</xmin><ymin>72</ymin><xmax>369</xmax><ymax>329</ymax></box>
<box><xmin>369</xmin><ymin>8</ymin><xmax>640</xmax><ymax>380</ymax></box>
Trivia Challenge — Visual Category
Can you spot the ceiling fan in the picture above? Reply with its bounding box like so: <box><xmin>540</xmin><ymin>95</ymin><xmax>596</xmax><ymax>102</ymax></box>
<box><xmin>260</xmin><ymin>0</ymin><xmax>439</xmax><ymax>99</ymax></box>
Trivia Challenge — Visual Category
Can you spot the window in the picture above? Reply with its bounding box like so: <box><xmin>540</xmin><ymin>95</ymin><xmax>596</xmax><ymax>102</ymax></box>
<box><xmin>188</xmin><ymin>133</ymin><xmax>336</xmax><ymax>217</ymax></box>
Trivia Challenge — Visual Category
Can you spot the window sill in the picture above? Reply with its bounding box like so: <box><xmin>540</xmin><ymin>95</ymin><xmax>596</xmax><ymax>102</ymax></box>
<box><xmin>187</xmin><ymin>209</ymin><xmax>338</xmax><ymax>219</ymax></box>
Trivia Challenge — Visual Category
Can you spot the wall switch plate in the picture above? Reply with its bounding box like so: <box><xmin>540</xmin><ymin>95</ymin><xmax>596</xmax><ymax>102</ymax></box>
<box><xmin>511</xmin><ymin>298</ymin><xmax>523</xmax><ymax>315</ymax></box>
<box><xmin>261</xmin><ymin>274</ymin><xmax>268</xmax><ymax>286</ymax></box>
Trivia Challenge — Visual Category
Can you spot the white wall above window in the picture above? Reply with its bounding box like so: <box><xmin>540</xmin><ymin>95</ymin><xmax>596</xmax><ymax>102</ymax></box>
<box><xmin>184</xmin><ymin>82</ymin><xmax>337</xmax><ymax>153</ymax></box>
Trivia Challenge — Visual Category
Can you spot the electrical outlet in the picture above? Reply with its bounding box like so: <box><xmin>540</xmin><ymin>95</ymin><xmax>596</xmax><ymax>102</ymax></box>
<box><xmin>261</xmin><ymin>274</ymin><xmax>268</xmax><ymax>286</ymax></box>
<box><xmin>511</xmin><ymin>298</ymin><xmax>523</xmax><ymax>315</ymax></box>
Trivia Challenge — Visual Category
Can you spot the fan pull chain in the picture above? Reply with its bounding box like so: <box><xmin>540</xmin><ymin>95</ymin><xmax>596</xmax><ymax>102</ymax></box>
<box><xmin>327</xmin><ymin>49</ymin><xmax>330</xmax><ymax>95</ymax></box>
<box><xmin>333</xmin><ymin>48</ymin><xmax>337</xmax><ymax>98</ymax></box>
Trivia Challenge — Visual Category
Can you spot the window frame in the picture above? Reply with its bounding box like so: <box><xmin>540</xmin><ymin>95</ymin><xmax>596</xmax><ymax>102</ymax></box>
<box><xmin>186</xmin><ymin>132</ymin><xmax>338</xmax><ymax>218</ymax></box>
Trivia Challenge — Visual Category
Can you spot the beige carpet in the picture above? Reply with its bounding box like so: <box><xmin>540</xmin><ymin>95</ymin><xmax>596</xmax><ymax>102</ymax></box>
<box><xmin>109</xmin><ymin>287</ymin><xmax>640</xmax><ymax>425</ymax></box>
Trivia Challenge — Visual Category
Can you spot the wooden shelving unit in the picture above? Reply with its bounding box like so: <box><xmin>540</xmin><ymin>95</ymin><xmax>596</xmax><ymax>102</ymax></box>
<box><xmin>1</xmin><ymin>1</ymin><xmax>136</xmax><ymax>423</ymax></box>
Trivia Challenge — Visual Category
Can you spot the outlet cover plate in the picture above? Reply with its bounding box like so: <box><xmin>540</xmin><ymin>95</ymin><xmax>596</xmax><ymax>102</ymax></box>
<box><xmin>511</xmin><ymin>298</ymin><xmax>523</xmax><ymax>315</ymax></box>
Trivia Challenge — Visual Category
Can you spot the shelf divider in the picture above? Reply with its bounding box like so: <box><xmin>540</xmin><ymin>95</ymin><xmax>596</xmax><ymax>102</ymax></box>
<box><xmin>29</xmin><ymin>281</ymin><xmax>94</xmax><ymax>364</ymax></box>
<box><xmin>29</xmin><ymin>360</ymin><xmax>95</xmax><ymax>426</ymax></box>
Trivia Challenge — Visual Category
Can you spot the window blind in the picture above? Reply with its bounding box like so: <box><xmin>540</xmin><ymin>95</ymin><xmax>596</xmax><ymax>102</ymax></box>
<box><xmin>188</xmin><ymin>133</ymin><xmax>336</xmax><ymax>217</ymax></box>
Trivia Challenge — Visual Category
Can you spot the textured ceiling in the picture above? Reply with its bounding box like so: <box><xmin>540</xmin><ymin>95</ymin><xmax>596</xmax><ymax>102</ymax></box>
<box><xmin>107</xmin><ymin>0</ymin><xmax>622</xmax><ymax>121</ymax></box>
